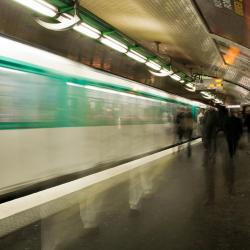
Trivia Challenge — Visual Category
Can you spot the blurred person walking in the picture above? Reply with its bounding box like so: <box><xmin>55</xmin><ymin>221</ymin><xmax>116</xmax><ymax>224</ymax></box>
<box><xmin>245</xmin><ymin>111</ymin><xmax>250</xmax><ymax>142</ymax></box>
<box><xmin>219</xmin><ymin>109</ymin><xmax>242</xmax><ymax>195</ymax></box>
<box><xmin>184</xmin><ymin>110</ymin><xmax>194</xmax><ymax>157</ymax></box>
<box><xmin>174</xmin><ymin>108</ymin><xmax>185</xmax><ymax>151</ymax></box>
<box><xmin>197</xmin><ymin>109</ymin><xmax>205</xmax><ymax>136</ymax></box>
<box><xmin>244</xmin><ymin>110</ymin><xmax>250</xmax><ymax>155</ymax></box>
<box><xmin>202</xmin><ymin>108</ymin><xmax>218</xmax><ymax>160</ymax></box>
<box><xmin>202</xmin><ymin>108</ymin><xmax>219</xmax><ymax>205</ymax></box>
<box><xmin>224</xmin><ymin>111</ymin><xmax>243</xmax><ymax>158</ymax></box>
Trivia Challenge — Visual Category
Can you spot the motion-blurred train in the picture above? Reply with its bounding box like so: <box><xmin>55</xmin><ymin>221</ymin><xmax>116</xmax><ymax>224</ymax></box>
<box><xmin>0</xmin><ymin>36</ymin><xmax>206</xmax><ymax>197</ymax></box>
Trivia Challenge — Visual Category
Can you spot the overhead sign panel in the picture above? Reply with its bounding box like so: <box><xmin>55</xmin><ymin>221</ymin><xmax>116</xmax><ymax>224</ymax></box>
<box><xmin>195</xmin><ymin>78</ymin><xmax>224</xmax><ymax>90</ymax></box>
<box><xmin>194</xmin><ymin>0</ymin><xmax>250</xmax><ymax>49</ymax></box>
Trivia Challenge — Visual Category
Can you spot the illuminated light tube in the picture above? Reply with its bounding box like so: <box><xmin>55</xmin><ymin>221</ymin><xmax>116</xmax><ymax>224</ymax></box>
<box><xmin>186</xmin><ymin>83</ymin><xmax>194</xmax><ymax>88</ymax></box>
<box><xmin>12</xmin><ymin>0</ymin><xmax>57</xmax><ymax>17</ymax></box>
<box><xmin>0</xmin><ymin>66</ymin><xmax>26</xmax><ymax>74</ymax></box>
<box><xmin>126</xmin><ymin>50</ymin><xmax>147</xmax><ymax>63</ymax></box>
<box><xmin>170</xmin><ymin>74</ymin><xmax>181</xmax><ymax>81</ymax></box>
<box><xmin>160</xmin><ymin>68</ymin><xmax>173</xmax><ymax>76</ymax></box>
<box><xmin>201</xmin><ymin>91</ymin><xmax>213</xmax><ymax>99</ymax></box>
<box><xmin>226</xmin><ymin>105</ymin><xmax>241</xmax><ymax>109</ymax></box>
<box><xmin>200</xmin><ymin>91</ymin><xmax>210</xmax><ymax>96</ymax></box>
<box><xmin>57</xmin><ymin>13</ymin><xmax>73</xmax><ymax>22</ymax></box>
<box><xmin>202</xmin><ymin>96</ymin><xmax>213</xmax><ymax>100</ymax></box>
<box><xmin>149</xmin><ymin>68</ymin><xmax>173</xmax><ymax>77</ymax></box>
<box><xmin>185</xmin><ymin>83</ymin><xmax>196</xmax><ymax>92</ymax></box>
<box><xmin>73</xmin><ymin>22</ymin><xmax>101</xmax><ymax>39</ymax></box>
<box><xmin>214</xmin><ymin>99</ymin><xmax>223</xmax><ymax>104</ymax></box>
<box><xmin>146</xmin><ymin>60</ymin><xmax>161</xmax><ymax>71</ymax></box>
<box><xmin>185</xmin><ymin>87</ymin><xmax>196</xmax><ymax>92</ymax></box>
<box><xmin>100</xmin><ymin>36</ymin><xmax>128</xmax><ymax>53</ymax></box>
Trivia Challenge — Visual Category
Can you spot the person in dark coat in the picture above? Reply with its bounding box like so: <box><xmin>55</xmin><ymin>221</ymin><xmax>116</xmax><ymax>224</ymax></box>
<box><xmin>202</xmin><ymin>108</ymin><xmax>219</xmax><ymax>205</ymax></box>
<box><xmin>224</xmin><ymin>111</ymin><xmax>243</xmax><ymax>158</ymax></box>
<box><xmin>175</xmin><ymin>110</ymin><xmax>185</xmax><ymax>142</ymax></box>
<box><xmin>184</xmin><ymin>110</ymin><xmax>193</xmax><ymax>157</ymax></box>
<box><xmin>202</xmin><ymin>108</ymin><xmax>219</xmax><ymax>158</ymax></box>
<box><xmin>245</xmin><ymin>112</ymin><xmax>250</xmax><ymax>130</ymax></box>
<box><xmin>245</xmin><ymin>112</ymin><xmax>250</xmax><ymax>137</ymax></box>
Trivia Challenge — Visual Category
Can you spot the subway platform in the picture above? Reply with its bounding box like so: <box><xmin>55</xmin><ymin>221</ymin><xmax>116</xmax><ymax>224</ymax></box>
<box><xmin>0</xmin><ymin>136</ymin><xmax>250</xmax><ymax>250</ymax></box>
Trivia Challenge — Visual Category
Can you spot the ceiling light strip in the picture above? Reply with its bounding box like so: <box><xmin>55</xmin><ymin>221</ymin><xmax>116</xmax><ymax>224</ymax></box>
<box><xmin>126</xmin><ymin>50</ymin><xmax>147</xmax><ymax>63</ymax></box>
<box><xmin>73</xmin><ymin>22</ymin><xmax>101</xmax><ymax>39</ymax></box>
<box><xmin>100</xmin><ymin>36</ymin><xmax>128</xmax><ymax>53</ymax></box>
<box><xmin>13</xmin><ymin>0</ymin><xmax>57</xmax><ymax>17</ymax></box>
<box><xmin>146</xmin><ymin>60</ymin><xmax>161</xmax><ymax>71</ymax></box>
<box><xmin>12</xmin><ymin>0</ymin><xmax>198</xmax><ymax>92</ymax></box>
<box><xmin>170</xmin><ymin>74</ymin><xmax>181</xmax><ymax>81</ymax></box>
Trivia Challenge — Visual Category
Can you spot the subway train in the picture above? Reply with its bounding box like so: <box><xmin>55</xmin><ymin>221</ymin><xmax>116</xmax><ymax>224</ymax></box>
<box><xmin>0</xmin><ymin>36</ymin><xmax>206</xmax><ymax>197</ymax></box>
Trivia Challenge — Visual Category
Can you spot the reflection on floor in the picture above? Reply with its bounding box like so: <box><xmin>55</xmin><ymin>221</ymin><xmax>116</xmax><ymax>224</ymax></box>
<box><xmin>1</xmin><ymin>135</ymin><xmax>250</xmax><ymax>250</ymax></box>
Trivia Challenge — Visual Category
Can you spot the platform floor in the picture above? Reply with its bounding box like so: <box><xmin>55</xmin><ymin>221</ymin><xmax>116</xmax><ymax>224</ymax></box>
<box><xmin>1</xmin><ymin>135</ymin><xmax>250</xmax><ymax>250</ymax></box>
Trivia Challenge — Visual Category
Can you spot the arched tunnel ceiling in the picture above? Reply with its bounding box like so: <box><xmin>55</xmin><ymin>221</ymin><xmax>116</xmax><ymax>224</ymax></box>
<box><xmin>80</xmin><ymin>0</ymin><xmax>222</xmax><ymax>67</ymax></box>
<box><xmin>79</xmin><ymin>0</ymin><xmax>250</xmax><ymax>105</ymax></box>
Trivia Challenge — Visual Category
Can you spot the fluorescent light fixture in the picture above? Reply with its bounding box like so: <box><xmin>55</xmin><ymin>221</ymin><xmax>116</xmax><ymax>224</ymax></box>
<box><xmin>170</xmin><ymin>74</ymin><xmax>181</xmax><ymax>81</ymax></box>
<box><xmin>149</xmin><ymin>70</ymin><xmax>165</xmax><ymax>77</ymax></box>
<box><xmin>226</xmin><ymin>105</ymin><xmax>241</xmax><ymax>109</ymax></box>
<box><xmin>160</xmin><ymin>68</ymin><xmax>173</xmax><ymax>76</ymax></box>
<box><xmin>126</xmin><ymin>50</ymin><xmax>147</xmax><ymax>63</ymax></box>
<box><xmin>149</xmin><ymin>68</ymin><xmax>173</xmax><ymax>77</ymax></box>
<box><xmin>201</xmin><ymin>91</ymin><xmax>213</xmax><ymax>99</ymax></box>
<box><xmin>185</xmin><ymin>87</ymin><xmax>196</xmax><ymax>92</ymax></box>
<box><xmin>37</xmin><ymin>13</ymin><xmax>80</xmax><ymax>31</ymax></box>
<box><xmin>57</xmin><ymin>13</ymin><xmax>73</xmax><ymax>22</ymax></box>
<box><xmin>146</xmin><ymin>60</ymin><xmax>161</xmax><ymax>71</ymax></box>
<box><xmin>13</xmin><ymin>0</ymin><xmax>57</xmax><ymax>17</ymax></box>
<box><xmin>100</xmin><ymin>36</ymin><xmax>128</xmax><ymax>53</ymax></box>
<box><xmin>186</xmin><ymin>83</ymin><xmax>194</xmax><ymax>88</ymax></box>
<box><xmin>0</xmin><ymin>66</ymin><xmax>26</xmax><ymax>74</ymax></box>
<box><xmin>73</xmin><ymin>22</ymin><xmax>101</xmax><ymax>39</ymax></box>
<box><xmin>214</xmin><ymin>99</ymin><xmax>223</xmax><ymax>104</ymax></box>
<box><xmin>185</xmin><ymin>83</ymin><xmax>196</xmax><ymax>92</ymax></box>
